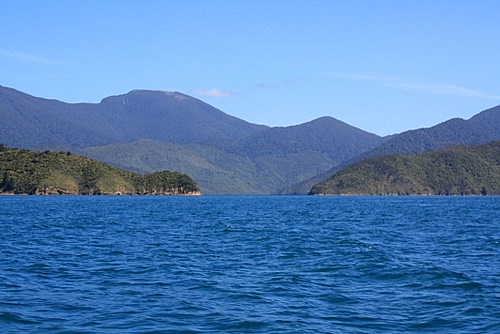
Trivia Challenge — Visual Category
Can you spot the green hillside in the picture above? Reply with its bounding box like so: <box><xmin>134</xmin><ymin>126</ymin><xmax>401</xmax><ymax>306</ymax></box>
<box><xmin>288</xmin><ymin>105</ymin><xmax>500</xmax><ymax>195</ymax></box>
<box><xmin>309</xmin><ymin>141</ymin><xmax>500</xmax><ymax>196</ymax></box>
<box><xmin>79</xmin><ymin>139</ymin><xmax>265</xmax><ymax>194</ymax></box>
<box><xmin>2</xmin><ymin>85</ymin><xmax>500</xmax><ymax>195</ymax></box>
<box><xmin>79</xmin><ymin>134</ymin><xmax>379</xmax><ymax>195</ymax></box>
<box><xmin>78</xmin><ymin>117</ymin><xmax>384</xmax><ymax>194</ymax></box>
<box><xmin>0</xmin><ymin>145</ymin><xmax>200</xmax><ymax>195</ymax></box>
<box><xmin>0</xmin><ymin>86</ymin><xmax>384</xmax><ymax>195</ymax></box>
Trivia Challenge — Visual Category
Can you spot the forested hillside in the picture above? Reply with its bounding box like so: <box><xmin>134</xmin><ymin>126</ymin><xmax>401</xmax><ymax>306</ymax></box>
<box><xmin>2</xmin><ymin>85</ymin><xmax>499</xmax><ymax>194</ymax></box>
<box><xmin>0</xmin><ymin>145</ymin><xmax>200</xmax><ymax>195</ymax></box>
<box><xmin>80</xmin><ymin>118</ymin><xmax>385</xmax><ymax>194</ymax></box>
<box><xmin>0</xmin><ymin>85</ymin><xmax>384</xmax><ymax>194</ymax></box>
<box><xmin>289</xmin><ymin>105</ymin><xmax>500</xmax><ymax>194</ymax></box>
<box><xmin>310</xmin><ymin>141</ymin><xmax>500</xmax><ymax>196</ymax></box>
<box><xmin>0</xmin><ymin>86</ymin><xmax>266</xmax><ymax>149</ymax></box>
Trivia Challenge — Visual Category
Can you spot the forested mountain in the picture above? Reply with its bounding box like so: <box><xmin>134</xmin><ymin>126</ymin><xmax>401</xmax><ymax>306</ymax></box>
<box><xmin>78</xmin><ymin>116</ymin><xmax>385</xmax><ymax>194</ymax></box>
<box><xmin>227</xmin><ymin>116</ymin><xmax>383</xmax><ymax>166</ymax></box>
<box><xmin>2</xmin><ymin>85</ymin><xmax>499</xmax><ymax>194</ymax></box>
<box><xmin>0</xmin><ymin>86</ymin><xmax>267</xmax><ymax>149</ymax></box>
<box><xmin>361</xmin><ymin>105</ymin><xmax>500</xmax><ymax>156</ymax></box>
<box><xmin>292</xmin><ymin>105</ymin><xmax>500</xmax><ymax>194</ymax></box>
<box><xmin>0</xmin><ymin>86</ymin><xmax>384</xmax><ymax>194</ymax></box>
<box><xmin>97</xmin><ymin>90</ymin><xmax>268</xmax><ymax>144</ymax></box>
<box><xmin>0</xmin><ymin>145</ymin><xmax>200</xmax><ymax>195</ymax></box>
<box><xmin>309</xmin><ymin>141</ymin><xmax>500</xmax><ymax>196</ymax></box>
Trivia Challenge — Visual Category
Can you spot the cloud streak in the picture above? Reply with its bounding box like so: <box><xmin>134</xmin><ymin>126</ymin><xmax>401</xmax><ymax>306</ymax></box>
<box><xmin>256</xmin><ymin>79</ymin><xmax>296</xmax><ymax>90</ymax></box>
<box><xmin>0</xmin><ymin>49</ymin><xmax>62</xmax><ymax>65</ymax></box>
<box><xmin>190</xmin><ymin>88</ymin><xmax>232</xmax><ymax>97</ymax></box>
<box><xmin>329</xmin><ymin>72</ymin><xmax>500</xmax><ymax>100</ymax></box>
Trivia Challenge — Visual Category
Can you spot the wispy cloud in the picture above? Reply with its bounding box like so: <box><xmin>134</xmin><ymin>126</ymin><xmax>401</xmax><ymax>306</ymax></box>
<box><xmin>190</xmin><ymin>88</ymin><xmax>232</xmax><ymax>97</ymax></box>
<box><xmin>0</xmin><ymin>49</ymin><xmax>62</xmax><ymax>65</ymax></box>
<box><xmin>329</xmin><ymin>72</ymin><xmax>500</xmax><ymax>100</ymax></box>
<box><xmin>256</xmin><ymin>79</ymin><xmax>296</xmax><ymax>90</ymax></box>
<box><xmin>394</xmin><ymin>82</ymin><xmax>500</xmax><ymax>100</ymax></box>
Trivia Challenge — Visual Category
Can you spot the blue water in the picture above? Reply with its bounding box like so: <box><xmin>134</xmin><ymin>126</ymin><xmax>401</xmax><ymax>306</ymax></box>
<box><xmin>0</xmin><ymin>196</ymin><xmax>498</xmax><ymax>333</ymax></box>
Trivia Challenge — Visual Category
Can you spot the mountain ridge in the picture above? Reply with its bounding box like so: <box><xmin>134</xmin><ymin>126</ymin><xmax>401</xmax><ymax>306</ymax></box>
<box><xmin>0</xmin><ymin>85</ymin><xmax>268</xmax><ymax>149</ymax></box>
<box><xmin>2</xmin><ymin>85</ymin><xmax>499</xmax><ymax>194</ymax></box>
<box><xmin>293</xmin><ymin>105</ymin><xmax>500</xmax><ymax>194</ymax></box>
<box><xmin>0</xmin><ymin>85</ymin><xmax>384</xmax><ymax>194</ymax></box>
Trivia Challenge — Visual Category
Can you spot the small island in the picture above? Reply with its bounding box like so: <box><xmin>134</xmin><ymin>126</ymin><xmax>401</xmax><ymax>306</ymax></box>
<box><xmin>0</xmin><ymin>144</ymin><xmax>200</xmax><ymax>195</ymax></box>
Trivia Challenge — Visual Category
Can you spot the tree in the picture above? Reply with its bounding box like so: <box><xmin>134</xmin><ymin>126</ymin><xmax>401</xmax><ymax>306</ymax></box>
<box><xmin>0</xmin><ymin>171</ymin><xmax>14</xmax><ymax>192</ymax></box>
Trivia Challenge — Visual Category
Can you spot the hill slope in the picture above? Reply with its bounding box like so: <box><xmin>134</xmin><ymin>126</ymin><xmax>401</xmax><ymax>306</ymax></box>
<box><xmin>4</xmin><ymin>85</ymin><xmax>499</xmax><ymax>195</ymax></box>
<box><xmin>78</xmin><ymin>139</ymin><xmax>264</xmax><ymax>194</ymax></box>
<box><xmin>309</xmin><ymin>141</ymin><xmax>500</xmax><ymax>195</ymax></box>
<box><xmin>300</xmin><ymin>105</ymin><xmax>500</xmax><ymax>194</ymax></box>
<box><xmin>0</xmin><ymin>85</ymin><xmax>385</xmax><ymax>194</ymax></box>
<box><xmin>97</xmin><ymin>89</ymin><xmax>268</xmax><ymax>144</ymax></box>
<box><xmin>352</xmin><ymin>105</ymin><xmax>500</xmax><ymax>157</ymax></box>
<box><xmin>0</xmin><ymin>145</ymin><xmax>200</xmax><ymax>195</ymax></box>
<box><xmin>0</xmin><ymin>85</ymin><xmax>267</xmax><ymax>149</ymax></box>
<box><xmin>79</xmin><ymin>117</ymin><xmax>385</xmax><ymax>194</ymax></box>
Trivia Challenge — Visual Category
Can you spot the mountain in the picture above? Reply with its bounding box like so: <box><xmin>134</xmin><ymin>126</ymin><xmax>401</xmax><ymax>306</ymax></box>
<box><xmin>78</xmin><ymin>139</ymin><xmax>265</xmax><ymax>194</ymax></box>
<box><xmin>78</xmin><ymin>116</ymin><xmax>385</xmax><ymax>194</ymax></box>
<box><xmin>97</xmin><ymin>89</ymin><xmax>268</xmax><ymax>144</ymax></box>
<box><xmin>0</xmin><ymin>145</ymin><xmax>200</xmax><ymax>195</ymax></box>
<box><xmin>3</xmin><ymin>85</ymin><xmax>498</xmax><ymax>195</ymax></box>
<box><xmin>309</xmin><ymin>141</ymin><xmax>500</xmax><ymax>195</ymax></box>
<box><xmin>0</xmin><ymin>85</ymin><xmax>384</xmax><ymax>194</ymax></box>
<box><xmin>228</xmin><ymin>116</ymin><xmax>383</xmax><ymax>167</ymax></box>
<box><xmin>0</xmin><ymin>85</ymin><xmax>267</xmax><ymax>149</ymax></box>
<box><xmin>0</xmin><ymin>86</ymin><xmax>118</xmax><ymax>149</ymax></box>
<box><xmin>222</xmin><ymin>117</ymin><xmax>386</xmax><ymax>193</ymax></box>
<box><xmin>301</xmin><ymin>105</ymin><xmax>500</xmax><ymax>194</ymax></box>
<box><xmin>361</xmin><ymin>105</ymin><xmax>500</xmax><ymax>156</ymax></box>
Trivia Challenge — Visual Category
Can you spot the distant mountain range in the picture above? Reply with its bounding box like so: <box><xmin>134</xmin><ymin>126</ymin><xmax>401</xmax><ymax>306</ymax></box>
<box><xmin>285</xmin><ymin>105</ymin><xmax>500</xmax><ymax>194</ymax></box>
<box><xmin>309</xmin><ymin>141</ymin><xmax>500</xmax><ymax>195</ymax></box>
<box><xmin>1</xmin><ymin>85</ymin><xmax>499</xmax><ymax>194</ymax></box>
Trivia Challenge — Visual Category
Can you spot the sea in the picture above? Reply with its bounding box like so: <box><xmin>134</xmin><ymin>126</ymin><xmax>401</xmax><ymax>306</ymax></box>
<box><xmin>0</xmin><ymin>195</ymin><xmax>498</xmax><ymax>333</ymax></box>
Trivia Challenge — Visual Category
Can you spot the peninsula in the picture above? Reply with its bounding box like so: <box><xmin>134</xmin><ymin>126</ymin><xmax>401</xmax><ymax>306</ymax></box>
<box><xmin>0</xmin><ymin>145</ymin><xmax>200</xmax><ymax>195</ymax></box>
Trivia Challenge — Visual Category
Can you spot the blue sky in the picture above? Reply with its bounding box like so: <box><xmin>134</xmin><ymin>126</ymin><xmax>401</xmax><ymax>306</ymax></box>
<box><xmin>1</xmin><ymin>1</ymin><xmax>500</xmax><ymax>135</ymax></box>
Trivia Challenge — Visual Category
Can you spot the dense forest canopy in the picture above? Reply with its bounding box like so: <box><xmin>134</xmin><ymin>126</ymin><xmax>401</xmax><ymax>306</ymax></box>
<box><xmin>0</xmin><ymin>146</ymin><xmax>200</xmax><ymax>195</ymax></box>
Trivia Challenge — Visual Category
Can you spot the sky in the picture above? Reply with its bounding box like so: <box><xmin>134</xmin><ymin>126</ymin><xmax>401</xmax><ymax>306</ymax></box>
<box><xmin>1</xmin><ymin>0</ymin><xmax>500</xmax><ymax>136</ymax></box>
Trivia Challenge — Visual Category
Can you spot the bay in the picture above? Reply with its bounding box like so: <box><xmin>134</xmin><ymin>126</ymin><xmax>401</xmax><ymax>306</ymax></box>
<box><xmin>1</xmin><ymin>196</ymin><xmax>499</xmax><ymax>333</ymax></box>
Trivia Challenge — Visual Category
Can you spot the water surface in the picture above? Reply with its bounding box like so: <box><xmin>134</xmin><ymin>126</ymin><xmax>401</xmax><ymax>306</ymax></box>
<box><xmin>1</xmin><ymin>196</ymin><xmax>499</xmax><ymax>333</ymax></box>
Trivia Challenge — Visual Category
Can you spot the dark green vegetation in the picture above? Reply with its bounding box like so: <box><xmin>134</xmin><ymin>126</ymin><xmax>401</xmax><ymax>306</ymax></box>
<box><xmin>310</xmin><ymin>141</ymin><xmax>500</xmax><ymax>195</ymax></box>
<box><xmin>79</xmin><ymin>117</ymin><xmax>384</xmax><ymax>194</ymax></box>
<box><xmin>1</xmin><ymin>85</ymin><xmax>500</xmax><ymax>194</ymax></box>
<box><xmin>0</xmin><ymin>86</ymin><xmax>384</xmax><ymax>194</ymax></box>
<box><xmin>296</xmin><ymin>105</ymin><xmax>500</xmax><ymax>194</ymax></box>
<box><xmin>0</xmin><ymin>145</ymin><xmax>200</xmax><ymax>195</ymax></box>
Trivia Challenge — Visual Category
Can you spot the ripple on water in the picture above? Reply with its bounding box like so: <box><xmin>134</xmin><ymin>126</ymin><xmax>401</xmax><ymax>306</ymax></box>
<box><xmin>0</xmin><ymin>196</ymin><xmax>498</xmax><ymax>333</ymax></box>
